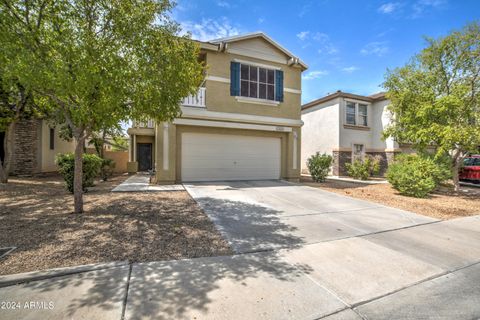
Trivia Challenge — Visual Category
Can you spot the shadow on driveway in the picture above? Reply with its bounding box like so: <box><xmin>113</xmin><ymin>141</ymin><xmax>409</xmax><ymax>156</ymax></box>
<box><xmin>193</xmin><ymin>197</ymin><xmax>306</xmax><ymax>253</ymax></box>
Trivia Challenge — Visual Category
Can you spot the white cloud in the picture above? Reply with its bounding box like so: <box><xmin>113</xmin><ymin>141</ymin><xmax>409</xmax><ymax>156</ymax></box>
<box><xmin>302</xmin><ymin>70</ymin><xmax>329</xmax><ymax>80</ymax></box>
<box><xmin>342</xmin><ymin>66</ymin><xmax>359</xmax><ymax>73</ymax></box>
<box><xmin>217</xmin><ymin>1</ymin><xmax>230</xmax><ymax>8</ymax></box>
<box><xmin>298</xmin><ymin>31</ymin><xmax>338</xmax><ymax>55</ymax></box>
<box><xmin>314</xmin><ymin>33</ymin><xmax>338</xmax><ymax>55</ymax></box>
<box><xmin>412</xmin><ymin>0</ymin><xmax>446</xmax><ymax>17</ymax></box>
<box><xmin>298</xmin><ymin>3</ymin><xmax>312</xmax><ymax>18</ymax></box>
<box><xmin>297</xmin><ymin>31</ymin><xmax>310</xmax><ymax>41</ymax></box>
<box><xmin>312</xmin><ymin>32</ymin><xmax>329</xmax><ymax>42</ymax></box>
<box><xmin>257</xmin><ymin>17</ymin><xmax>265</xmax><ymax>24</ymax></box>
<box><xmin>376</xmin><ymin>28</ymin><xmax>395</xmax><ymax>38</ymax></box>
<box><xmin>318</xmin><ymin>45</ymin><xmax>338</xmax><ymax>55</ymax></box>
<box><xmin>360</xmin><ymin>42</ymin><xmax>389</xmax><ymax>57</ymax></box>
<box><xmin>180</xmin><ymin>18</ymin><xmax>240</xmax><ymax>41</ymax></box>
<box><xmin>378</xmin><ymin>2</ymin><xmax>401</xmax><ymax>14</ymax></box>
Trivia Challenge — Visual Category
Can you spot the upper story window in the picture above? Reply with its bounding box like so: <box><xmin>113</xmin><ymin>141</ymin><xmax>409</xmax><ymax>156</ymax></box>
<box><xmin>230</xmin><ymin>61</ymin><xmax>284</xmax><ymax>103</ymax></box>
<box><xmin>345</xmin><ymin>101</ymin><xmax>368</xmax><ymax>126</ymax></box>
<box><xmin>240</xmin><ymin>64</ymin><xmax>275</xmax><ymax>101</ymax></box>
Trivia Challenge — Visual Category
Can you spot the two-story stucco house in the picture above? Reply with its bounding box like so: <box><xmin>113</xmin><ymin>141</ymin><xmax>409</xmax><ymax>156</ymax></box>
<box><xmin>301</xmin><ymin>90</ymin><xmax>412</xmax><ymax>176</ymax></box>
<box><xmin>127</xmin><ymin>32</ymin><xmax>307</xmax><ymax>183</ymax></box>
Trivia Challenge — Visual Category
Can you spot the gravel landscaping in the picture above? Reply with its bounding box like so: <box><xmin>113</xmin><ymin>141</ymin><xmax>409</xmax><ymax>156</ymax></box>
<box><xmin>302</xmin><ymin>176</ymin><xmax>480</xmax><ymax>220</ymax></box>
<box><xmin>0</xmin><ymin>175</ymin><xmax>232</xmax><ymax>276</ymax></box>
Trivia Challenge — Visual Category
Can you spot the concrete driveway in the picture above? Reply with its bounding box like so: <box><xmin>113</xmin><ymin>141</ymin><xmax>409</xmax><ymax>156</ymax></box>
<box><xmin>184</xmin><ymin>180</ymin><xmax>437</xmax><ymax>253</ymax></box>
<box><xmin>1</xmin><ymin>180</ymin><xmax>479</xmax><ymax>320</ymax></box>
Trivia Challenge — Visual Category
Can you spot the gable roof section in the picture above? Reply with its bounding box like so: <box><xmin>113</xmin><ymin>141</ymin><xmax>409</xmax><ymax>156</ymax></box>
<box><xmin>302</xmin><ymin>90</ymin><xmax>388</xmax><ymax>111</ymax></box>
<box><xmin>207</xmin><ymin>32</ymin><xmax>308</xmax><ymax>70</ymax></box>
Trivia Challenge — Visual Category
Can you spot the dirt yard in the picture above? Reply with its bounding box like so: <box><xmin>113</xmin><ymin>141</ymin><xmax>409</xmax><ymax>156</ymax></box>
<box><xmin>302</xmin><ymin>177</ymin><xmax>480</xmax><ymax>220</ymax></box>
<box><xmin>0</xmin><ymin>175</ymin><xmax>232</xmax><ymax>275</ymax></box>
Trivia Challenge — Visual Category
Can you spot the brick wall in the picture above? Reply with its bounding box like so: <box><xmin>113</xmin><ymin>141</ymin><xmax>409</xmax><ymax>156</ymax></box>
<box><xmin>11</xmin><ymin>119</ymin><xmax>40</xmax><ymax>176</ymax></box>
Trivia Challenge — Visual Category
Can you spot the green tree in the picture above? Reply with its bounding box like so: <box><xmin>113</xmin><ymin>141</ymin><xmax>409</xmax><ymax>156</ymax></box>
<box><xmin>0</xmin><ymin>0</ymin><xmax>204</xmax><ymax>212</ymax></box>
<box><xmin>0</xmin><ymin>73</ymin><xmax>36</xmax><ymax>183</ymax></box>
<box><xmin>383</xmin><ymin>22</ymin><xmax>480</xmax><ymax>191</ymax></box>
<box><xmin>89</xmin><ymin>125</ymin><xmax>124</xmax><ymax>158</ymax></box>
<box><xmin>110</xmin><ymin>136</ymin><xmax>129</xmax><ymax>152</ymax></box>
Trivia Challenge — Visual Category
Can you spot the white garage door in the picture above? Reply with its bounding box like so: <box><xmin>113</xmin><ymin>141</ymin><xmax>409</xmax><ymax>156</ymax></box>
<box><xmin>181</xmin><ymin>132</ymin><xmax>281</xmax><ymax>182</ymax></box>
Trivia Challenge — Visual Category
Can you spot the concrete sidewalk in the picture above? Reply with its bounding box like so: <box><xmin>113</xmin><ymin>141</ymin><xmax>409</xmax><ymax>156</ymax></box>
<box><xmin>0</xmin><ymin>216</ymin><xmax>479</xmax><ymax>319</ymax></box>
<box><xmin>112</xmin><ymin>174</ymin><xmax>184</xmax><ymax>192</ymax></box>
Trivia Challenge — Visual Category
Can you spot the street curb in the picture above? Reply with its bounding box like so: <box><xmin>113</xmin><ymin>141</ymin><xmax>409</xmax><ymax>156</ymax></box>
<box><xmin>0</xmin><ymin>260</ymin><xmax>129</xmax><ymax>288</ymax></box>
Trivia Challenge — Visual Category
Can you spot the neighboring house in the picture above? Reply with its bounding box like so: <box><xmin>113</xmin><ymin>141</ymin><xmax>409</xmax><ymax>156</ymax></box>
<box><xmin>0</xmin><ymin>119</ymin><xmax>75</xmax><ymax>175</ymax></box>
<box><xmin>301</xmin><ymin>90</ymin><xmax>412</xmax><ymax>176</ymax></box>
<box><xmin>127</xmin><ymin>32</ymin><xmax>307</xmax><ymax>183</ymax></box>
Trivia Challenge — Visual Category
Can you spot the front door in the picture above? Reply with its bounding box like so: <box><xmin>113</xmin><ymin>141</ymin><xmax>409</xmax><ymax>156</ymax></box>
<box><xmin>137</xmin><ymin>143</ymin><xmax>152</xmax><ymax>171</ymax></box>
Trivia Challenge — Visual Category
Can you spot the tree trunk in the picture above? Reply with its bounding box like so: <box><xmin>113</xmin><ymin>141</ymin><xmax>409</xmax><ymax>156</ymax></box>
<box><xmin>100</xmin><ymin>130</ymin><xmax>106</xmax><ymax>159</ymax></box>
<box><xmin>0</xmin><ymin>121</ymin><xmax>17</xmax><ymax>183</ymax></box>
<box><xmin>0</xmin><ymin>162</ymin><xmax>7</xmax><ymax>183</ymax></box>
<box><xmin>73</xmin><ymin>135</ymin><xmax>86</xmax><ymax>213</ymax></box>
<box><xmin>452</xmin><ymin>158</ymin><xmax>461</xmax><ymax>192</ymax></box>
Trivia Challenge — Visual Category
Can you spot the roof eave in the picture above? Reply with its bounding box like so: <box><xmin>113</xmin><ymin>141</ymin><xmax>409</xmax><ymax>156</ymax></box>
<box><xmin>210</xmin><ymin>31</ymin><xmax>308</xmax><ymax>70</ymax></box>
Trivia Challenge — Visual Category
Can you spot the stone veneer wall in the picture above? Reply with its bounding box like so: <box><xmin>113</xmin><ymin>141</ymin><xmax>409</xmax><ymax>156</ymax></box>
<box><xmin>332</xmin><ymin>151</ymin><xmax>352</xmax><ymax>176</ymax></box>
<box><xmin>333</xmin><ymin>150</ymin><xmax>399</xmax><ymax>177</ymax></box>
<box><xmin>11</xmin><ymin>118</ymin><xmax>40</xmax><ymax>176</ymax></box>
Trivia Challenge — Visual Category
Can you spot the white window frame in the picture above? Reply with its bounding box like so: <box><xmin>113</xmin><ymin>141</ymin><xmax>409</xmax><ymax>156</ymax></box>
<box><xmin>352</xmin><ymin>143</ymin><xmax>365</xmax><ymax>163</ymax></box>
<box><xmin>239</xmin><ymin>63</ymin><xmax>276</xmax><ymax>102</ymax></box>
<box><xmin>345</xmin><ymin>100</ymin><xmax>369</xmax><ymax>127</ymax></box>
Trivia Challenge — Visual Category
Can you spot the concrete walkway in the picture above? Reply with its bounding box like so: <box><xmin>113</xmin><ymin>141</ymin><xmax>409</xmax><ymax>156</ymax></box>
<box><xmin>1</xmin><ymin>180</ymin><xmax>479</xmax><ymax>319</ymax></box>
<box><xmin>112</xmin><ymin>174</ymin><xmax>184</xmax><ymax>192</ymax></box>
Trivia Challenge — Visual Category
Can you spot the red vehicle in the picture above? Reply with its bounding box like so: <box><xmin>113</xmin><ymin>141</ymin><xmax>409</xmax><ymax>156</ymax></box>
<box><xmin>460</xmin><ymin>155</ymin><xmax>480</xmax><ymax>183</ymax></box>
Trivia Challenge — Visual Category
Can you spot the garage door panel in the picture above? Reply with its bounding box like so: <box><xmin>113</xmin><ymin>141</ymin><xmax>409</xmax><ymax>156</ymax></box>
<box><xmin>181</xmin><ymin>133</ymin><xmax>281</xmax><ymax>182</ymax></box>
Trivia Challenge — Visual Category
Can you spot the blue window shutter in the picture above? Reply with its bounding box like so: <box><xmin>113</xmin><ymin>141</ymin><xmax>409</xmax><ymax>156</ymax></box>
<box><xmin>230</xmin><ymin>62</ymin><xmax>240</xmax><ymax>96</ymax></box>
<box><xmin>275</xmin><ymin>70</ymin><xmax>284</xmax><ymax>102</ymax></box>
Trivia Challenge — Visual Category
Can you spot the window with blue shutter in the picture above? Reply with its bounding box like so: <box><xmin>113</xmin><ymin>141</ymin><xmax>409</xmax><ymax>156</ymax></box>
<box><xmin>230</xmin><ymin>62</ymin><xmax>240</xmax><ymax>96</ymax></box>
<box><xmin>236</xmin><ymin>62</ymin><xmax>283</xmax><ymax>103</ymax></box>
<box><xmin>275</xmin><ymin>70</ymin><xmax>284</xmax><ymax>102</ymax></box>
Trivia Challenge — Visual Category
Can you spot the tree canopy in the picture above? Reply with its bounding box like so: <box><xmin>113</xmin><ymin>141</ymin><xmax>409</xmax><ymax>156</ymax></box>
<box><xmin>383</xmin><ymin>22</ymin><xmax>480</xmax><ymax>190</ymax></box>
<box><xmin>0</xmin><ymin>0</ymin><xmax>204</xmax><ymax>211</ymax></box>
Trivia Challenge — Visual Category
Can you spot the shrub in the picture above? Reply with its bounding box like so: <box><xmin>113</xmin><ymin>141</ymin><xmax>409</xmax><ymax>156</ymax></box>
<box><xmin>100</xmin><ymin>158</ymin><xmax>116</xmax><ymax>181</ymax></box>
<box><xmin>56</xmin><ymin>153</ymin><xmax>103</xmax><ymax>193</ymax></box>
<box><xmin>346</xmin><ymin>155</ymin><xmax>383</xmax><ymax>180</ymax></box>
<box><xmin>345</xmin><ymin>160</ymin><xmax>370</xmax><ymax>180</ymax></box>
<box><xmin>386</xmin><ymin>154</ymin><xmax>450</xmax><ymax>198</ymax></box>
<box><xmin>307</xmin><ymin>152</ymin><xmax>333</xmax><ymax>182</ymax></box>
<box><xmin>367</xmin><ymin>155</ymin><xmax>382</xmax><ymax>176</ymax></box>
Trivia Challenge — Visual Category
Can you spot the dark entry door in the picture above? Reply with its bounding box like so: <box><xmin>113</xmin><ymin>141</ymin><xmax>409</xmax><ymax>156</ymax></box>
<box><xmin>137</xmin><ymin>143</ymin><xmax>152</xmax><ymax>171</ymax></box>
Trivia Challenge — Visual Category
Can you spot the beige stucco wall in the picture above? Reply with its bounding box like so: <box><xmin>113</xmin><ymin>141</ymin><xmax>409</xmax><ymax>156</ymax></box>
<box><xmin>40</xmin><ymin>121</ymin><xmax>75</xmax><ymax>172</ymax></box>
<box><xmin>338</xmin><ymin>98</ymin><xmax>399</xmax><ymax>152</ymax></box>
<box><xmin>203</xmin><ymin>42</ymin><xmax>302</xmax><ymax>120</ymax></box>
<box><xmin>86</xmin><ymin>148</ymin><xmax>129</xmax><ymax>173</ymax></box>
<box><xmin>204</xmin><ymin>80</ymin><xmax>301</xmax><ymax>120</ymax></box>
<box><xmin>301</xmin><ymin>98</ymin><xmax>340</xmax><ymax>171</ymax></box>
<box><xmin>373</xmin><ymin>99</ymin><xmax>398</xmax><ymax>150</ymax></box>
<box><xmin>155</xmin><ymin>123</ymin><xmax>177</xmax><ymax>184</ymax></box>
<box><xmin>338</xmin><ymin>98</ymin><xmax>373</xmax><ymax>150</ymax></box>
<box><xmin>104</xmin><ymin>151</ymin><xmax>128</xmax><ymax>173</ymax></box>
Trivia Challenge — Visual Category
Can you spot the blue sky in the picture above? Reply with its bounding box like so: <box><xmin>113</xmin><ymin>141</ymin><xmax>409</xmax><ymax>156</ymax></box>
<box><xmin>171</xmin><ymin>0</ymin><xmax>479</xmax><ymax>104</ymax></box>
